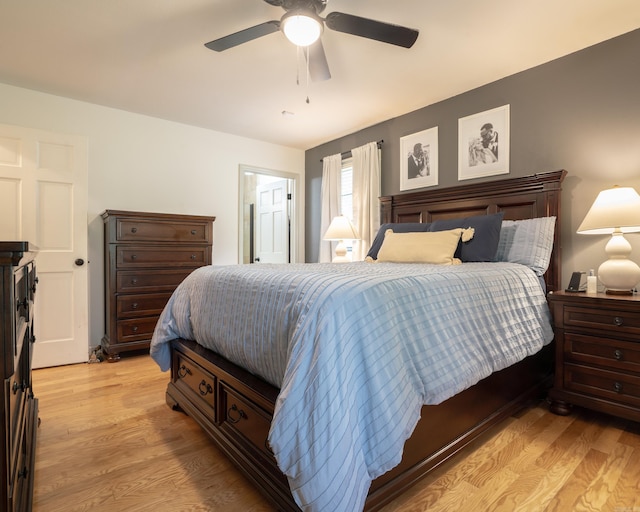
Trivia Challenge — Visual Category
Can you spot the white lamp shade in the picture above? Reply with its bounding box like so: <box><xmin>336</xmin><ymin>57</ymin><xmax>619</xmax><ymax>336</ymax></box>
<box><xmin>577</xmin><ymin>186</ymin><xmax>640</xmax><ymax>234</ymax></box>
<box><xmin>281</xmin><ymin>12</ymin><xmax>323</xmax><ymax>47</ymax></box>
<box><xmin>323</xmin><ymin>215</ymin><xmax>359</xmax><ymax>241</ymax></box>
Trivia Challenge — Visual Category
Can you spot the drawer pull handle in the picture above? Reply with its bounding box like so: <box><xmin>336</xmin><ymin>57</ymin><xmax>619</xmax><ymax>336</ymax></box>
<box><xmin>131</xmin><ymin>279</ymin><xmax>138</xmax><ymax>285</ymax></box>
<box><xmin>227</xmin><ymin>403</ymin><xmax>247</xmax><ymax>423</ymax></box>
<box><xmin>16</xmin><ymin>298</ymin><xmax>28</xmax><ymax>311</ymax></box>
<box><xmin>613</xmin><ymin>316</ymin><xmax>623</xmax><ymax>326</ymax></box>
<box><xmin>614</xmin><ymin>349</ymin><xmax>624</xmax><ymax>361</ymax></box>
<box><xmin>131</xmin><ymin>227</ymin><xmax>138</xmax><ymax>233</ymax></box>
<box><xmin>177</xmin><ymin>364</ymin><xmax>192</xmax><ymax>378</ymax></box>
<box><xmin>199</xmin><ymin>380</ymin><xmax>213</xmax><ymax>396</ymax></box>
<box><xmin>131</xmin><ymin>326</ymin><xmax>138</xmax><ymax>332</ymax></box>
<box><xmin>191</xmin><ymin>229</ymin><xmax>197</xmax><ymax>235</ymax></box>
<box><xmin>13</xmin><ymin>381</ymin><xmax>20</xmax><ymax>394</ymax></box>
<box><xmin>131</xmin><ymin>254</ymin><xmax>137</xmax><ymax>260</ymax></box>
<box><xmin>131</xmin><ymin>303</ymin><xmax>138</xmax><ymax>310</ymax></box>
<box><xmin>614</xmin><ymin>382</ymin><xmax>623</xmax><ymax>393</ymax></box>
<box><xmin>190</xmin><ymin>254</ymin><xmax>197</xmax><ymax>260</ymax></box>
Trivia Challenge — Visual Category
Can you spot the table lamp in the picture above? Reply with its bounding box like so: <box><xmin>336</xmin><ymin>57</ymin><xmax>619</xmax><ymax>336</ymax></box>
<box><xmin>577</xmin><ymin>185</ymin><xmax>640</xmax><ymax>294</ymax></box>
<box><xmin>323</xmin><ymin>215</ymin><xmax>359</xmax><ymax>263</ymax></box>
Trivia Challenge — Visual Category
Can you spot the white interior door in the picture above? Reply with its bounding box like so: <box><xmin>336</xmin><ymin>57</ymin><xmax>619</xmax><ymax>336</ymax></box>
<box><xmin>256</xmin><ymin>179</ymin><xmax>289</xmax><ymax>264</ymax></box>
<box><xmin>0</xmin><ymin>123</ymin><xmax>89</xmax><ymax>368</ymax></box>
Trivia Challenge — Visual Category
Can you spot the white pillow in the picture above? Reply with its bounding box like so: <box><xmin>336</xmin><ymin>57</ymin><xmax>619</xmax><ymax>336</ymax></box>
<box><xmin>375</xmin><ymin>228</ymin><xmax>473</xmax><ymax>264</ymax></box>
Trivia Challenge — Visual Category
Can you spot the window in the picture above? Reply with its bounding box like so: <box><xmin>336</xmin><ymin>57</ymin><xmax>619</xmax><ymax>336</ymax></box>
<box><xmin>340</xmin><ymin>158</ymin><xmax>355</xmax><ymax>255</ymax></box>
<box><xmin>341</xmin><ymin>157</ymin><xmax>353</xmax><ymax>220</ymax></box>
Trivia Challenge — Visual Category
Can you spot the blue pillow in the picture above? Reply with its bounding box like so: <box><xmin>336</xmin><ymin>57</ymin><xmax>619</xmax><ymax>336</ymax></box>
<box><xmin>495</xmin><ymin>217</ymin><xmax>556</xmax><ymax>276</ymax></box>
<box><xmin>366</xmin><ymin>222</ymin><xmax>431</xmax><ymax>260</ymax></box>
<box><xmin>428</xmin><ymin>212</ymin><xmax>504</xmax><ymax>262</ymax></box>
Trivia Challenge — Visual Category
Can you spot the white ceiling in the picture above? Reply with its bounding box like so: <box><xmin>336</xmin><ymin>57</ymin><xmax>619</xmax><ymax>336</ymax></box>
<box><xmin>1</xmin><ymin>0</ymin><xmax>639</xmax><ymax>150</ymax></box>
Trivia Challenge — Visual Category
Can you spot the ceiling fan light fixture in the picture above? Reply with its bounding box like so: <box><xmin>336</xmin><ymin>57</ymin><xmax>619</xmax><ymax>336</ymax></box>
<box><xmin>281</xmin><ymin>11</ymin><xmax>323</xmax><ymax>47</ymax></box>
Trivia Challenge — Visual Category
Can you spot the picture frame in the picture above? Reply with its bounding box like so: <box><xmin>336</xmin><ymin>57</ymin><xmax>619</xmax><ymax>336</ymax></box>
<box><xmin>400</xmin><ymin>126</ymin><xmax>438</xmax><ymax>191</ymax></box>
<box><xmin>458</xmin><ymin>104</ymin><xmax>510</xmax><ymax>181</ymax></box>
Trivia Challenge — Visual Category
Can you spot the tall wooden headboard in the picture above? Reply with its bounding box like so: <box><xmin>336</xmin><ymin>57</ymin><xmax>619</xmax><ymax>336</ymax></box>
<box><xmin>379</xmin><ymin>170</ymin><xmax>567</xmax><ymax>293</ymax></box>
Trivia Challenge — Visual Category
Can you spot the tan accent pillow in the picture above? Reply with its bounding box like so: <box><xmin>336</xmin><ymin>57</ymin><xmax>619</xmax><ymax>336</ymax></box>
<box><xmin>375</xmin><ymin>228</ymin><xmax>473</xmax><ymax>264</ymax></box>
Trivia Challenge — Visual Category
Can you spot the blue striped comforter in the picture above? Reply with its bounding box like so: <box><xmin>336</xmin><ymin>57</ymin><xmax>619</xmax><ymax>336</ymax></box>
<box><xmin>150</xmin><ymin>262</ymin><xmax>553</xmax><ymax>511</ymax></box>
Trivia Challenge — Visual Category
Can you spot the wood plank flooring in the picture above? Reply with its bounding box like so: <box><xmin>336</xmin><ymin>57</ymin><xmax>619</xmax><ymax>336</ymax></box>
<box><xmin>32</xmin><ymin>355</ymin><xmax>640</xmax><ymax>512</ymax></box>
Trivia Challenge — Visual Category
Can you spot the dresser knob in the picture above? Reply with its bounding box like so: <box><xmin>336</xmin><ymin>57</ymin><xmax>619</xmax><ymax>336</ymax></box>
<box><xmin>614</xmin><ymin>349</ymin><xmax>624</xmax><ymax>361</ymax></box>
<box><xmin>191</xmin><ymin>229</ymin><xmax>197</xmax><ymax>235</ymax></box>
<box><xmin>190</xmin><ymin>254</ymin><xmax>196</xmax><ymax>260</ymax></box>
<box><xmin>613</xmin><ymin>316</ymin><xmax>623</xmax><ymax>326</ymax></box>
<box><xmin>131</xmin><ymin>326</ymin><xmax>138</xmax><ymax>332</ymax></box>
<box><xmin>613</xmin><ymin>382</ymin><xmax>623</xmax><ymax>393</ymax></box>
<box><xmin>131</xmin><ymin>254</ymin><xmax>137</xmax><ymax>260</ymax></box>
<box><xmin>131</xmin><ymin>303</ymin><xmax>138</xmax><ymax>310</ymax></box>
<box><xmin>131</xmin><ymin>227</ymin><xmax>138</xmax><ymax>233</ymax></box>
<box><xmin>131</xmin><ymin>279</ymin><xmax>138</xmax><ymax>285</ymax></box>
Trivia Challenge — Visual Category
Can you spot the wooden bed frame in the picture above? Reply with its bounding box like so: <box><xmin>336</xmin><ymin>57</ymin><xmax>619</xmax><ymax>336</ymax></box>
<box><xmin>165</xmin><ymin>169</ymin><xmax>567</xmax><ymax>511</ymax></box>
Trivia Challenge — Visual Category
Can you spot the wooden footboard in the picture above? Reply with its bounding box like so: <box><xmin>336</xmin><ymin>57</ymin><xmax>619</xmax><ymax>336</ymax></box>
<box><xmin>167</xmin><ymin>338</ymin><xmax>553</xmax><ymax>511</ymax></box>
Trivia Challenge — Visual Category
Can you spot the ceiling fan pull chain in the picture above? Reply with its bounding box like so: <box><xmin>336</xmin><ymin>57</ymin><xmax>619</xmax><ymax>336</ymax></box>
<box><xmin>296</xmin><ymin>45</ymin><xmax>301</xmax><ymax>86</ymax></box>
<box><xmin>305</xmin><ymin>46</ymin><xmax>311</xmax><ymax>104</ymax></box>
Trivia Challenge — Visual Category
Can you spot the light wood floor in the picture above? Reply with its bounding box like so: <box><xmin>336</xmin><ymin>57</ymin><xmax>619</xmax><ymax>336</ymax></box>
<box><xmin>32</xmin><ymin>355</ymin><xmax>640</xmax><ymax>512</ymax></box>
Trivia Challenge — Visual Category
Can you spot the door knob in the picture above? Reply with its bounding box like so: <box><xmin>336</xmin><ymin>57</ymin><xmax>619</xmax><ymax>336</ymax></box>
<box><xmin>75</xmin><ymin>258</ymin><xmax>85</xmax><ymax>266</ymax></box>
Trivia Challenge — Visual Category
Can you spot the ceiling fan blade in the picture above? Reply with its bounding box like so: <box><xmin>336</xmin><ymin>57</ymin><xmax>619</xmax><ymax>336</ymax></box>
<box><xmin>325</xmin><ymin>12</ymin><xmax>418</xmax><ymax>48</ymax></box>
<box><xmin>307</xmin><ymin>39</ymin><xmax>331</xmax><ymax>81</ymax></box>
<box><xmin>205</xmin><ymin>21</ymin><xmax>280</xmax><ymax>52</ymax></box>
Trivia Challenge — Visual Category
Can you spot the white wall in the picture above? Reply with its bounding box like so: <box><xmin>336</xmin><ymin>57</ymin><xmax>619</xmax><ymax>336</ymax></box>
<box><xmin>0</xmin><ymin>82</ymin><xmax>305</xmax><ymax>352</ymax></box>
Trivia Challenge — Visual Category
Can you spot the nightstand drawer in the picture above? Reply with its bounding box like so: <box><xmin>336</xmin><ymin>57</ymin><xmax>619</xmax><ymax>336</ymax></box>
<box><xmin>565</xmin><ymin>332</ymin><xmax>640</xmax><ymax>373</ymax></box>
<box><xmin>564</xmin><ymin>363</ymin><xmax>640</xmax><ymax>408</ymax></box>
<box><xmin>563</xmin><ymin>305</ymin><xmax>640</xmax><ymax>336</ymax></box>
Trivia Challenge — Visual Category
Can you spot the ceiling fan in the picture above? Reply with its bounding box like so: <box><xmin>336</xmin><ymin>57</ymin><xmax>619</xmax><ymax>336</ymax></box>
<box><xmin>204</xmin><ymin>0</ymin><xmax>419</xmax><ymax>82</ymax></box>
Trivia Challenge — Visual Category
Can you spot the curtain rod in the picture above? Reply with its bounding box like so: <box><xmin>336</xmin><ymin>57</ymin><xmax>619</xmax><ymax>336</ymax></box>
<box><xmin>320</xmin><ymin>140</ymin><xmax>383</xmax><ymax>162</ymax></box>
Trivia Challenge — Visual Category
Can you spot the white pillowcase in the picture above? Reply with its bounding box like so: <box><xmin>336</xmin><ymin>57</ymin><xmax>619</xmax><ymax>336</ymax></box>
<box><xmin>375</xmin><ymin>228</ymin><xmax>473</xmax><ymax>264</ymax></box>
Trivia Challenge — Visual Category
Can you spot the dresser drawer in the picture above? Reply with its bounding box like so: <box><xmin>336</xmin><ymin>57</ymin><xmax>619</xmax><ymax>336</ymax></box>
<box><xmin>565</xmin><ymin>331</ymin><xmax>640</xmax><ymax>373</ymax></box>
<box><xmin>174</xmin><ymin>353</ymin><xmax>216</xmax><ymax>418</ymax></box>
<box><xmin>116</xmin><ymin>246</ymin><xmax>209</xmax><ymax>269</ymax></box>
<box><xmin>220</xmin><ymin>384</ymin><xmax>273</xmax><ymax>457</ymax></box>
<box><xmin>116</xmin><ymin>269</ymin><xmax>193</xmax><ymax>293</ymax></box>
<box><xmin>117</xmin><ymin>292</ymin><xmax>173</xmax><ymax>318</ymax></box>
<box><xmin>563</xmin><ymin>305</ymin><xmax>640</xmax><ymax>336</ymax></box>
<box><xmin>564</xmin><ymin>363</ymin><xmax>640</xmax><ymax>409</ymax></box>
<box><xmin>115</xmin><ymin>316</ymin><xmax>160</xmax><ymax>343</ymax></box>
<box><xmin>116</xmin><ymin>217</ymin><xmax>211</xmax><ymax>243</ymax></box>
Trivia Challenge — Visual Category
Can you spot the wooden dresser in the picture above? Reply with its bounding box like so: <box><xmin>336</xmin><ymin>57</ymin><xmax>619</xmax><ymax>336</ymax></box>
<box><xmin>1</xmin><ymin>242</ymin><xmax>39</xmax><ymax>512</ymax></box>
<box><xmin>548</xmin><ymin>290</ymin><xmax>640</xmax><ymax>422</ymax></box>
<box><xmin>101</xmin><ymin>211</ymin><xmax>215</xmax><ymax>362</ymax></box>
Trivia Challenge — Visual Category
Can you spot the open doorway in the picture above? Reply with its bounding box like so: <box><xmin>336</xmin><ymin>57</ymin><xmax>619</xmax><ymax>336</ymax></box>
<box><xmin>239</xmin><ymin>165</ymin><xmax>298</xmax><ymax>264</ymax></box>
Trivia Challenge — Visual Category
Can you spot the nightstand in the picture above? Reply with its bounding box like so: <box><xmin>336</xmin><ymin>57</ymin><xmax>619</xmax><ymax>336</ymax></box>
<box><xmin>547</xmin><ymin>290</ymin><xmax>640</xmax><ymax>422</ymax></box>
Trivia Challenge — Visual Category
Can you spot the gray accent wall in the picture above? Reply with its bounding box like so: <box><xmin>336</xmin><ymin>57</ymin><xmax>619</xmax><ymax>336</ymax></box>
<box><xmin>305</xmin><ymin>28</ymin><xmax>640</xmax><ymax>284</ymax></box>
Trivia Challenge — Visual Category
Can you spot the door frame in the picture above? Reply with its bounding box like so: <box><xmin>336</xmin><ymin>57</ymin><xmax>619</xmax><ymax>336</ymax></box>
<box><xmin>238</xmin><ymin>165</ymin><xmax>301</xmax><ymax>264</ymax></box>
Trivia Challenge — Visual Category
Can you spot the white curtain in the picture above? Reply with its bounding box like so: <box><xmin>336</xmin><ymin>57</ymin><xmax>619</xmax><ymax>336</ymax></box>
<box><xmin>351</xmin><ymin>142</ymin><xmax>381</xmax><ymax>261</ymax></box>
<box><xmin>318</xmin><ymin>153</ymin><xmax>342</xmax><ymax>263</ymax></box>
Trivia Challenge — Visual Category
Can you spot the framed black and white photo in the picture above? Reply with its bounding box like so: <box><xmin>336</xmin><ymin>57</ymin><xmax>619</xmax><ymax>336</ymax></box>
<box><xmin>458</xmin><ymin>105</ymin><xmax>509</xmax><ymax>181</ymax></box>
<box><xmin>400</xmin><ymin>126</ymin><xmax>438</xmax><ymax>191</ymax></box>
